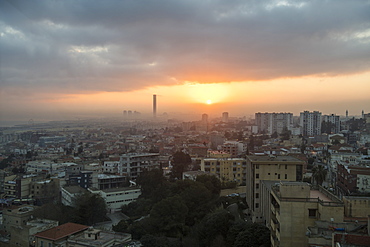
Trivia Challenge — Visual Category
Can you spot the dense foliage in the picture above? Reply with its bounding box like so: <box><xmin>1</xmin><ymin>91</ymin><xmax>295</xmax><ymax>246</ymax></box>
<box><xmin>118</xmin><ymin>169</ymin><xmax>270</xmax><ymax>246</ymax></box>
<box><xmin>33</xmin><ymin>192</ymin><xmax>108</xmax><ymax>225</ymax></box>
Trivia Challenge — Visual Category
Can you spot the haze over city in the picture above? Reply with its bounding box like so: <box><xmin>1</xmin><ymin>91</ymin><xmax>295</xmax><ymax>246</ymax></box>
<box><xmin>1</xmin><ymin>0</ymin><xmax>370</xmax><ymax>125</ymax></box>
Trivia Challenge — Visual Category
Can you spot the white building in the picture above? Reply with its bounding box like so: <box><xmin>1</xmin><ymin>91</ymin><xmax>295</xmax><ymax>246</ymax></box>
<box><xmin>88</xmin><ymin>187</ymin><xmax>141</xmax><ymax>212</ymax></box>
<box><xmin>322</xmin><ymin>114</ymin><xmax>340</xmax><ymax>133</ymax></box>
<box><xmin>300</xmin><ymin>111</ymin><xmax>322</xmax><ymax>136</ymax></box>
<box><xmin>255</xmin><ymin>112</ymin><xmax>293</xmax><ymax>135</ymax></box>
<box><xmin>103</xmin><ymin>160</ymin><xmax>120</xmax><ymax>174</ymax></box>
<box><xmin>61</xmin><ymin>186</ymin><xmax>87</xmax><ymax>206</ymax></box>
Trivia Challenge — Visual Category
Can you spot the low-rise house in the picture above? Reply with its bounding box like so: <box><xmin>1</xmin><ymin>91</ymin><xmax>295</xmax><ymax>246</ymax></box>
<box><xmin>67</xmin><ymin>227</ymin><xmax>132</xmax><ymax>246</ymax></box>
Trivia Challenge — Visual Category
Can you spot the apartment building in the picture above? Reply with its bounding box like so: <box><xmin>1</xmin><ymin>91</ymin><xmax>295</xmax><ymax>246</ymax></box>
<box><xmin>300</xmin><ymin>111</ymin><xmax>322</xmax><ymax>136</ymax></box>
<box><xmin>245</xmin><ymin>155</ymin><xmax>304</xmax><ymax>223</ymax></box>
<box><xmin>200</xmin><ymin>157</ymin><xmax>246</xmax><ymax>184</ymax></box>
<box><xmin>337</xmin><ymin>164</ymin><xmax>370</xmax><ymax>196</ymax></box>
<box><xmin>118</xmin><ymin>153</ymin><xmax>161</xmax><ymax>179</ymax></box>
<box><xmin>2</xmin><ymin>205</ymin><xmax>58</xmax><ymax>247</ymax></box>
<box><xmin>221</xmin><ymin>141</ymin><xmax>246</xmax><ymax>156</ymax></box>
<box><xmin>322</xmin><ymin>114</ymin><xmax>340</xmax><ymax>133</ymax></box>
<box><xmin>3</xmin><ymin>175</ymin><xmax>32</xmax><ymax>199</ymax></box>
<box><xmin>255</xmin><ymin>112</ymin><xmax>293</xmax><ymax>135</ymax></box>
<box><xmin>268</xmin><ymin>182</ymin><xmax>344</xmax><ymax>247</ymax></box>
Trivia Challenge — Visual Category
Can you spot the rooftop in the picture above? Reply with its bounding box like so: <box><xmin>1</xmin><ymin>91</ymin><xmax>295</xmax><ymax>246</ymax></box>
<box><xmin>247</xmin><ymin>155</ymin><xmax>304</xmax><ymax>163</ymax></box>
<box><xmin>34</xmin><ymin>222</ymin><xmax>89</xmax><ymax>241</ymax></box>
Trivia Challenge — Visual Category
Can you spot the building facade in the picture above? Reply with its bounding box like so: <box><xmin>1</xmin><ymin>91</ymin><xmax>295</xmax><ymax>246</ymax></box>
<box><xmin>245</xmin><ymin>155</ymin><xmax>304</xmax><ymax>223</ymax></box>
<box><xmin>201</xmin><ymin>157</ymin><xmax>246</xmax><ymax>185</ymax></box>
<box><xmin>269</xmin><ymin>182</ymin><xmax>344</xmax><ymax>247</ymax></box>
<box><xmin>88</xmin><ymin>187</ymin><xmax>141</xmax><ymax>212</ymax></box>
<box><xmin>255</xmin><ymin>112</ymin><xmax>293</xmax><ymax>135</ymax></box>
<box><xmin>322</xmin><ymin>114</ymin><xmax>340</xmax><ymax>134</ymax></box>
<box><xmin>118</xmin><ymin>153</ymin><xmax>161</xmax><ymax>180</ymax></box>
<box><xmin>300</xmin><ymin>111</ymin><xmax>322</xmax><ymax>136</ymax></box>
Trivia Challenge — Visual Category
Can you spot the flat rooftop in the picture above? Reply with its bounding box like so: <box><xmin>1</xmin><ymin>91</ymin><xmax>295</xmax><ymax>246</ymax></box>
<box><xmin>310</xmin><ymin>190</ymin><xmax>332</xmax><ymax>202</ymax></box>
<box><xmin>247</xmin><ymin>155</ymin><xmax>303</xmax><ymax>163</ymax></box>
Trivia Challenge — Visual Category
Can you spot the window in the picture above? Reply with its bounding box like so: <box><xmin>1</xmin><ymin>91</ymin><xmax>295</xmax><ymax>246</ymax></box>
<box><xmin>278</xmin><ymin>174</ymin><xmax>280</xmax><ymax>179</ymax></box>
<box><xmin>256</xmin><ymin>183</ymin><xmax>259</xmax><ymax>189</ymax></box>
<box><xmin>40</xmin><ymin>241</ymin><xmax>44</xmax><ymax>247</ymax></box>
<box><xmin>256</xmin><ymin>193</ymin><xmax>259</xmax><ymax>199</ymax></box>
<box><xmin>256</xmin><ymin>174</ymin><xmax>259</xmax><ymax>179</ymax></box>
<box><xmin>255</xmin><ymin>203</ymin><xmax>259</xmax><ymax>208</ymax></box>
<box><xmin>285</xmin><ymin>174</ymin><xmax>287</xmax><ymax>179</ymax></box>
<box><xmin>285</xmin><ymin>165</ymin><xmax>287</xmax><ymax>169</ymax></box>
<box><xmin>256</xmin><ymin>164</ymin><xmax>259</xmax><ymax>169</ymax></box>
<box><xmin>308</xmin><ymin>209</ymin><xmax>317</xmax><ymax>218</ymax></box>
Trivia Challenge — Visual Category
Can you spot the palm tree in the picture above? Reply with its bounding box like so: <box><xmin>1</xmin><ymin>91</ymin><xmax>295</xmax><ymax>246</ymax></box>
<box><xmin>312</xmin><ymin>165</ymin><xmax>327</xmax><ymax>186</ymax></box>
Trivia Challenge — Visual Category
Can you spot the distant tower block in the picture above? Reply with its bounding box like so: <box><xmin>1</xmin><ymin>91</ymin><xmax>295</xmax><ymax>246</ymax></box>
<box><xmin>202</xmin><ymin>113</ymin><xmax>208</xmax><ymax>123</ymax></box>
<box><xmin>153</xmin><ymin>94</ymin><xmax>157</xmax><ymax>118</ymax></box>
<box><xmin>222</xmin><ymin>112</ymin><xmax>229</xmax><ymax>122</ymax></box>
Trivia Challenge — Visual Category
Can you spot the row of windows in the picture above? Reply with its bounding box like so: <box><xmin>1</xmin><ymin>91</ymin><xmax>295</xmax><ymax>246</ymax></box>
<box><xmin>255</xmin><ymin>174</ymin><xmax>288</xmax><ymax>179</ymax></box>
<box><xmin>256</xmin><ymin>164</ymin><xmax>288</xmax><ymax>169</ymax></box>
<box><xmin>106</xmin><ymin>191</ymin><xmax>140</xmax><ymax>196</ymax></box>
<box><xmin>107</xmin><ymin>198</ymin><xmax>135</xmax><ymax>204</ymax></box>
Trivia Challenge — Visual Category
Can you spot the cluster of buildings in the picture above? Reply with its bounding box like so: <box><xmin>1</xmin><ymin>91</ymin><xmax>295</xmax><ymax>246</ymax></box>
<box><xmin>0</xmin><ymin>109</ymin><xmax>369</xmax><ymax>246</ymax></box>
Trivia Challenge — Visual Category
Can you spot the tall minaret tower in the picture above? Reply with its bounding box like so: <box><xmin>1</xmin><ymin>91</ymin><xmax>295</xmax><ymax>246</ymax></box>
<box><xmin>153</xmin><ymin>94</ymin><xmax>157</xmax><ymax>118</ymax></box>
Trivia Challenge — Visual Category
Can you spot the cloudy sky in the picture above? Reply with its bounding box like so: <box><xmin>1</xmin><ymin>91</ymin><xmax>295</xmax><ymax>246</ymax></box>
<box><xmin>1</xmin><ymin>0</ymin><xmax>370</xmax><ymax>123</ymax></box>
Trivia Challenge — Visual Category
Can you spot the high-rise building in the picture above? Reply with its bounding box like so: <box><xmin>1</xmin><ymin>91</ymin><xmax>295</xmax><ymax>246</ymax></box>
<box><xmin>245</xmin><ymin>155</ymin><xmax>304</xmax><ymax>223</ymax></box>
<box><xmin>322</xmin><ymin>114</ymin><xmax>340</xmax><ymax>133</ymax></box>
<box><xmin>300</xmin><ymin>111</ymin><xmax>322</xmax><ymax>136</ymax></box>
<box><xmin>202</xmin><ymin>113</ymin><xmax>208</xmax><ymax>123</ymax></box>
<box><xmin>222</xmin><ymin>112</ymin><xmax>229</xmax><ymax>122</ymax></box>
<box><xmin>153</xmin><ymin>94</ymin><xmax>157</xmax><ymax>118</ymax></box>
<box><xmin>255</xmin><ymin>112</ymin><xmax>293</xmax><ymax>135</ymax></box>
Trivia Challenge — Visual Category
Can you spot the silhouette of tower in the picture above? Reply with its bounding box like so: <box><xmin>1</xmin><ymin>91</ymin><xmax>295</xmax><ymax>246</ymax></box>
<box><xmin>153</xmin><ymin>94</ymin><xmax>157</xmax><ymax>118</ymax></box>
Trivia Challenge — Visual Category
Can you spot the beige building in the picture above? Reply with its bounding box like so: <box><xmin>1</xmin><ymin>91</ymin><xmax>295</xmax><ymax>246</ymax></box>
<box><xmin>343</xmin><ymin>196</ymin><xmax>370</xmax><ymax>218</ymax></box>
<box><xmin>201</xmin><ymin>157</ymin><xmax>246</xmax><ymax>184</ymax></box>
<box><xmin>2</xmin><ymin>205</ymin><xmax>58</xmax><ymax>247</ymax></box>
<box><xmin>245</xmin><ymin>155</ymin><xmax>304</xmax><ymax>222</ymax></box>
<box><xmin>3</xmin><ymin>175</ymin><xmax>32</xmax><ymax>199</ymax></box>
<box><xmin>268</xmin><ymin>182</ymin><xmax>343</xmax><ymax>247</ymax></box>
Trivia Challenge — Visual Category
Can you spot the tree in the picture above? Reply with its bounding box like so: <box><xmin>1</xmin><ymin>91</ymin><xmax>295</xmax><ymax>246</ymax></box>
<box><xmin>73</xmin><ymin>192</ymin><xmax>108</xmax><ymax>225</ymax></box>
<box><xmin>233</xmin><ymin>223</ymin><xmax>270</xmax><ymax>247</ymax></box>
<box><xmin>196</xmin><ymin>174</ymin><xmax>221</xmax><ymax>196</ymax></box>
<box><xmin>137</xmin><ymin>168</ymin><xmax>166</xmax><ymax>198</ymax></box>
<box><xmin>33</xmin><ymin>203</ymin><xmax>75</xmax><ymax>224</ymax></box>
<box><xmin>150</xmin><ymin>196</ymin><xmax>189</xmax><ymax>237</ymax></box>
<box><xmin>280</xmin><ymin>127</ymin><xmax>291</xmax><ymax>141</ymax></box>
<box><xmin>171</xmin><ymin>151</ymin><xmax>192</xmax><ymax>179</ymax></box>
<box><xmin>112</xmin><ymin>220</ymin><xmax>129</xmax><ymax>233</ymax></box>
<box><xmin>312</xmin><ymin>165</ymin><xmax>327</xmax><ymax>186</ymax></box>
<box><xmin>198</xmin><ymin>209</ymin><xmax>234</xmax><ymax>247</ymax></box>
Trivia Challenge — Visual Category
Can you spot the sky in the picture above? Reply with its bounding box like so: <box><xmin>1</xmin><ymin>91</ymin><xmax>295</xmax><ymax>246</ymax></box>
<box><xmin>1</xmin><ymin>0</ymin><xmax>370</xmax><ymax>124</ymax></box>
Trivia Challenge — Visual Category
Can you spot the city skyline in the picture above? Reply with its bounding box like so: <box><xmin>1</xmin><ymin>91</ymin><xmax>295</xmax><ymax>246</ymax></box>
<box><xmin>1</xmin><ymin>1</ymin><xmax>370</xmax><ymax>123</ymax></box>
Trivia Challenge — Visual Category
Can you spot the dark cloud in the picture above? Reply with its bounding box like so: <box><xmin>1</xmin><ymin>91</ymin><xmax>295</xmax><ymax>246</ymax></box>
<box><xmin>1</xmin><ymin>0</ymin><xmax>370</xmax><ymax>94</ymax></box>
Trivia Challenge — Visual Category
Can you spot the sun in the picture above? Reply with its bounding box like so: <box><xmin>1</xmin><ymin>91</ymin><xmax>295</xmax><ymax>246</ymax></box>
<box><xmin>206</xmin><ymin>99</ymin><xmax>212</xmax><ymax>105</ymax></box>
